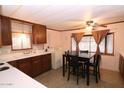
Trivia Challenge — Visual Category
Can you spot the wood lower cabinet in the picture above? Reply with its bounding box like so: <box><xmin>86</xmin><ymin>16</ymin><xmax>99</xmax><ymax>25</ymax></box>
<box><xmin>31</xmin><ymin>56</ymin><xmax>43</xmax><ymax>77</ymax></box>
<box><xmin>42</xmin><ymin>54</ymin><xmax>51</xmax><ymax>72</ymax></box>
<box><xmin>8</xmin><ymin>54</ymin><xmax>51</xmax><ymax>77</ymax></box>
<box><xmin>18</xmin><ymin>58</ymin><xmax>32</xmax><ymax>77</ymax></box>
<box><xmin>119</xmin><ymin>54</ymin><xmax>124</xmax><ymax>79</ymax></box>
<box><xmin>8</xmin><ymin>60</ymin><xmax>18</xmax><ymax>68</ymax></box>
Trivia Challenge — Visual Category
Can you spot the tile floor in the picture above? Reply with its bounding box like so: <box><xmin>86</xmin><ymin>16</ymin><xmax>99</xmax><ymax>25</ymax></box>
<box><xmin>35</xmin><ymin>68</ymin><xmax>124</xmax><ymax>88</ymax></box>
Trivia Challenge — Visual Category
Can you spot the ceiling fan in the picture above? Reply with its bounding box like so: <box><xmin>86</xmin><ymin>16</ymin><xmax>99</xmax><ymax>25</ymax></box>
<box><xmin>69</xmin><ymin>20</ymin><xmax>107</xmax><ymax>30</ymax></box>
<box><xmin>85</xmin><ymin>20</ymin><xmax>107</xmax><ymax>30</ymax></box>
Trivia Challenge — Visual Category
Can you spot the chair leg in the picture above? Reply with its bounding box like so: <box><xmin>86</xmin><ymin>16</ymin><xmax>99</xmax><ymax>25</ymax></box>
<box><xmin>93</xmin><ymin>67</ymin><xmax>96</xmax><ymax>75</ymax></box>
<box><xmin>98</xmin><ymin>66</ymin><xmax>101</xmax><ymax>80</ymax></box>
<box><xmin>66</xmin><ymin>61</ymin><xmax>67</xmax><ymax>69</ymax></box>
<box><xmin>77</xmin><ymin>68</ymin><xmax>79</xmax><ymax>85</ymax></box>
<box><xmin>67</xmin><ymin>66</ymin><xmax>70</xmax><ymax>81</ymax></box>
<box><xmin>82</xmin><ymin>64</ymin><xmax>85</xmax><ymax>78</ymax></box>
<box><xmin>95</xmin><ymin>67</ymin><xmax>98</xmax><ymax>83</ymax></box>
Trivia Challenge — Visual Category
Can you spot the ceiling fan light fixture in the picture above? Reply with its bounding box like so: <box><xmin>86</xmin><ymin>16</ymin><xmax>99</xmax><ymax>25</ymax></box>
<box><xmin>86</xmin><ymin>20</ymin><xmax>94</xmax><ymax>26</ymax></box>
<box><xmin>85</xmin><ymin>26</ymin><xmax>93</xmax><ymax>31</ymax></box>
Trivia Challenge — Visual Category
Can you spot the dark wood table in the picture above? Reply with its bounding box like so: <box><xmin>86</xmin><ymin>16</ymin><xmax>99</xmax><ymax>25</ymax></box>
<box><xmin>62</xmin><ymin>51</ymin><xmax>95</xmax><ymax>85</ymax></box>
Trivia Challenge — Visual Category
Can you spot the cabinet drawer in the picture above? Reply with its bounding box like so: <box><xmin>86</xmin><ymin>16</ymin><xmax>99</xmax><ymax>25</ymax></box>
<box><xmin>31</xmin><ymin>55</ymin><xmax>42</xmax><ymax>61</ymax></box>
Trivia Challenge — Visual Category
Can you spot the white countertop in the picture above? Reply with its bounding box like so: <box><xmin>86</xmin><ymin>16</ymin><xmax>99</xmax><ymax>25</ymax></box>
<box><xmin>0</xmin><ymin>63</ymin><xmax>46</xmax><ymax>88</ymax></box>
<box><xmin>0</xmin><ymin>51</ymin><xmax>51</xmax><ymax>88</ymax></box>
<box><xmin>0</xmin><ymin>51</ymin><xmax>51</xmax><ymax>63</ymax></box>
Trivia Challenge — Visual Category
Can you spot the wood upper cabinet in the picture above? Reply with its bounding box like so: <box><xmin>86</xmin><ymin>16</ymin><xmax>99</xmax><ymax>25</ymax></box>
<box><xmin>32</xmin><ymin>24</ymin><xmax>46</xmax><ymax>44</ymax></box>
<box><xmin>1</xmin><ymin>16</ymin><xmax>12</xmax><ymax>45</ymax></box>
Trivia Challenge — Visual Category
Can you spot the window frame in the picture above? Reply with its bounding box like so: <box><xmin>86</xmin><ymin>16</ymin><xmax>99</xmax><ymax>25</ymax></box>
<box><xmin>71</xmin><ymin>32</ymin><xmax>114</xmax><ymax>56</ymax></box>
<box><xmin>104</xmin><ymin>32</ymin><xmax>114</xmax><ymax>56</ymax></box>
<box><xmin>11</xmin><ymin>20</ymin><xmax>33</xmax><ymax>51</ymax></box>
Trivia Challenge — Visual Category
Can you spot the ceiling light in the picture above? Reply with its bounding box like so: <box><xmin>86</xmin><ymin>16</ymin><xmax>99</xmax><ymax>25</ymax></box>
<box><xmin>85</xmin><ymin>26</ymin><xmax>93</xmax><ymax>31</ymax></box>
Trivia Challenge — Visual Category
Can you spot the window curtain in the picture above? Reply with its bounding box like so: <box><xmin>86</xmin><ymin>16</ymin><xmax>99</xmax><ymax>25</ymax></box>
<box><xmin>92</xmin><ymin>29</ymin><xmax>109</xmax><ymax>54</ymax></box>
<box><xmin>72</xmin><ymin>32</ymin><xmax>84</xmax><ymax>52</ymax></box>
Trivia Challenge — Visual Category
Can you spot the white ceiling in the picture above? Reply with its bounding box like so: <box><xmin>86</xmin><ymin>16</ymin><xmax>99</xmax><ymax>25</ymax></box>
<box><xmin>1</xmin><ymin>5</ymin><xmax>124</xmax><ymax>30</ymax></box>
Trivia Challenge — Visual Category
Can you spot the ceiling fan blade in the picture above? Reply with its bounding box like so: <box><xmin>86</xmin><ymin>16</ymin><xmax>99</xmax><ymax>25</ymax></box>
<box><xmin>82</xmin><ymin>26</ymin><xmax>86</xmax><ymax>29</ymax></box>
<box><xmin>76</xmin><ymin>26</ymin><xmax>86</xmax><ymax>29</ymax></box>
<box><xmin>94</xmin><ymin>23</ymin><xmax>107</xmax><ymax>27</ymax></box>
<box><xmin>98</xmin><ymin>24</ymin><xmax>107</xmax><ymax>27</ymax></box>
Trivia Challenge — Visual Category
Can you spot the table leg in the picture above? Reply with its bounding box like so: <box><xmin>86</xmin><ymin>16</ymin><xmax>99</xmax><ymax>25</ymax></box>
<box><xmin>86</xmin><ymin>60</ymin><xmax>89</xmax><ymax>85</ymax></box>
<box><xmin>63</xmin><ymin>55</ymin><xmax>65</xmax><ymax>77</ymax></box>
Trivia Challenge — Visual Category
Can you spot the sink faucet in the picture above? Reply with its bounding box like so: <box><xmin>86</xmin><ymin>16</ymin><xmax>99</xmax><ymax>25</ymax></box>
<box><xmin>23</xmin><ymin>50</ymin><xmax>31</xmax><ymax>54</ymax></box>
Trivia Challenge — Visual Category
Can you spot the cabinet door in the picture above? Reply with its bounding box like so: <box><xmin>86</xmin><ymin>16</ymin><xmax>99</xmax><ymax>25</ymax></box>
<box><xmin>42</xmin><ymin>54</ymin><xmax>51</xmax><ymax>72</ymax></box>
<box><xmin>1</xmin><ymin>16</ymin><xmax>12</xmax><ymax>45</ymax></box>
<box><xmin>119</xmin><ymin>55</ymin><xmax>122</xmax><ymax>74</ymax></box>
<box><xmin>31</xmin><ymin>56</ymin><xmax>42</xmax><ymax>77</ymax></box>
<box><xmin>32</xmin><ymin>24</ymin><xmax>46</xmax><ymax>44</ymax></box>
<box><xmin>119</xmin><ymin>55</ymin><xmax>124</xmax><ymax>79</ymax></box>
<box><xmin>122</xmin><ymin>57</ymin><xmax>124</xmax><ymax>79</ymax></box>
<box><xmin>18</xmin><ymin>58</ymin><xmax>32</xmax><ymax>77</ymax></box>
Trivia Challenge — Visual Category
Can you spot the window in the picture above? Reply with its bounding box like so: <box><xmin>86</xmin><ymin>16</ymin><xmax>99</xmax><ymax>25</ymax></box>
<box><xmin>71</xmin><ymin>33</ymin><xmax>114</xmax><ymax>55</ymax></box>
<box><xmin>106</xmin><ymin>34</ymin><xmax>114</xmax><ymax>54</ymax></box>
<box><xmin>72</xmin><ymin>38</ymin><xmax>76</xmax><ymax>51</ymax></box>
<box><xmin>11</xmin><ymin>20</ymin><xmax>32</xmax><ymax>50</ymax></box>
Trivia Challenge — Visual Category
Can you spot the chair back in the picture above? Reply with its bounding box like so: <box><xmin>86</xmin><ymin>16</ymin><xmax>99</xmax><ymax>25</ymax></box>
<box><xmin>94</xmin><ymin>54</ymin><xmax>101</xmax><ymax>66</ymax></box>
<box><xmin>65</xmin><ymin>50</ymin><xmax>70</xmax><ymax>62</ymax></box>
<box><xmin>80</xmin><ymin>50</ymin><xmax>88</xmax><ymax>53</ymax></box>
<box><xmin>66</xmin><ymin>54</ymin><xmax>71</xmax><ymax>62</ymax></box>
<box><xmin>65</xmin><ymin>50</ymin><xmax>69</xmax><ymax>54</ymax></box>
<box><xmin>69</xmin><ymin>55</ymin><xmax>80</xmax><ymax>67</ymax></box>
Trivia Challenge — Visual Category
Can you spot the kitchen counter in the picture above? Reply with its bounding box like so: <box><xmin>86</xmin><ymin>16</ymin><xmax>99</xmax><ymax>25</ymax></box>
<box><xmin>0</xmin><ymin>51</ymin><xmax>51</xmax><ymax>63</ymax></box>
<box><xmin>0</xmin><ymin>51</ymin><xmax>51</xmax><ymax>88</ymax></box>
<box><xmin>0</xmin><ymin>63</ymin><xmax>46</xmax><ymax>88</ymax></box>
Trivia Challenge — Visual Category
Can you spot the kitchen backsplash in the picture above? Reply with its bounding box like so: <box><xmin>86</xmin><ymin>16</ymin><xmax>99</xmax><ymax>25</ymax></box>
<box><xmin>0</xmin><ymin>44</ymin><xmax>48</xmax><ymax>55</ymax></box>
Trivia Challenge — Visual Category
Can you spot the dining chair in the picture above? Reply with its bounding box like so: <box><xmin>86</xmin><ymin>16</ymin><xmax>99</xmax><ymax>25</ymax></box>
<box><xmin>64</xmin><ymin>50</ymin><xmax>70</xmax><ymax>70</ymax></box>
<box><xmin>84</xmin><ymin>54</ymin><xmax>101</xmax><ymax>83</ymax></box>
<box><xmin>79</xmin><ymin>50</ymin><xmax>89</xmax><ymax>77</ymax></box>
<box><xmin>80</xmin><ymin>50</ymin><xmax>88</xmax><ymax>53</ymax></box>
<box><xmin>67</xmin><ymin>55</ymin><xmax>82</xmax><ymax>85</ymax></box>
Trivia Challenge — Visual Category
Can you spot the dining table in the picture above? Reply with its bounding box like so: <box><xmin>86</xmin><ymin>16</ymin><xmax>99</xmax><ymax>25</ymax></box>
<box><xmin>62</xmin><ymin>51</ymin><xmax>95</xmax><ymax>85</ymax></box>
